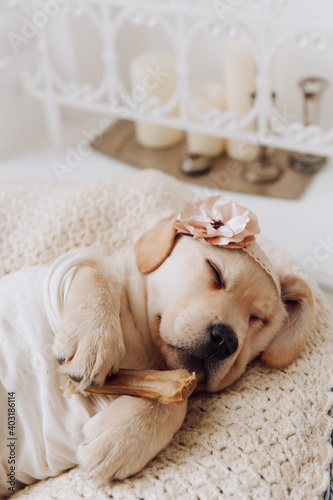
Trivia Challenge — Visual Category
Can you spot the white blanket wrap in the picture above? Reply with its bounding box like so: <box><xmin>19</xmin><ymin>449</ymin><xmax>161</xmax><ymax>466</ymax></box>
<box><xmin>0</xmin><ymin>249</ymin><xmax>108</xmax><ymax>496</ymax></box>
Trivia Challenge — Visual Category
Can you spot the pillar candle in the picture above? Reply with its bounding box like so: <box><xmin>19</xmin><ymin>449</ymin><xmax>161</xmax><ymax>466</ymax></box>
<box><xmin>129</xmin><ymin>52</ymin><xmax>184</xmax><ymax>149</ymax></box>
<box><xmin>187</xmin><ymin>80</ymin><xmax>225</xmax><ymax>157</ymax></box>
<box><xmin>224</xmin><ymin>38</ymin><xmax>259</xmax><ymax>162</ymax></box>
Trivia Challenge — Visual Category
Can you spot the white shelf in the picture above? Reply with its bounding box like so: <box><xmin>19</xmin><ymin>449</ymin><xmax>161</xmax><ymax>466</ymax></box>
<box><xmin>7</xmin><ymin>0</ymin><xmax>333</xmax><ymax>155</ymax></box>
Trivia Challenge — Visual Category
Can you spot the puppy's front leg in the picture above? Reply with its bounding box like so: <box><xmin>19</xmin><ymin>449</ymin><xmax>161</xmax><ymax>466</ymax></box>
<box><xmin>53</xmin><ymin>266</ymin><xmax>125</xmax><ymax>389</ymax></box>
<box><xmin>78</xmin><ymin>396</ymin><xmax>187</xmax><ymax>481</ymax></box>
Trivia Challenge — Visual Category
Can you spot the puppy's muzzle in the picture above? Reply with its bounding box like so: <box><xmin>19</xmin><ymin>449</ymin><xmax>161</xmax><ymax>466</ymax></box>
<box><xmin>167</xmin><ymin>323</ymin><xmax>239</xmax><ymax>381</ymax></box>
<box><xmin>180</xmin><ymin>323</ymin><xmax>238</xmax><ymax>362</ymax></box>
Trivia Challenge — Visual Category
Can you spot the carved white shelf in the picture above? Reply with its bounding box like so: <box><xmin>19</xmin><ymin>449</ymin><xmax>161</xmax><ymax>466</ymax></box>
<box><xmin>7</xmin><ymin>0</ymin><xmax>333</xmax><ymax>156</ymax></box>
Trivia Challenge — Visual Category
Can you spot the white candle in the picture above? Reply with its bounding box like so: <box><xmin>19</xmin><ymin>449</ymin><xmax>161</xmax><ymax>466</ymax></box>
<box><xmin>129</xmin><ymin>52</ymin><xmax>184</xmax><ymax>149</ymax></box>
<box><xmin>224</xmin><ymin>38</ymin><xmax>259</xmax><ymax>162</ymax></box>
<box><xmin>187</xmin><ymin>80</ymin><xmax>225</xmax><ymax>157</ymax></box>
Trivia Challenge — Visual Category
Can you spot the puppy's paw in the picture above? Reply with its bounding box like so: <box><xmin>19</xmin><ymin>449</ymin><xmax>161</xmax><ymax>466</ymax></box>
<box><xmin>77</xmin><ymin>396</ymin><xmax>187</xmax><ymax>481</ymax></box>
<box><xmin>53</xmin><ymin>265</ymin><xmax>125</xmax><ymax>391</ymax></box>
<box><xmin>53</xmin><ymin>320</ymin><xmax>125</xmax><ymax>390</ymax></box>
<box><xmin>78</xmin><ymin>397</ymin><xmax>155</xmax><ymax>480</ymax></box>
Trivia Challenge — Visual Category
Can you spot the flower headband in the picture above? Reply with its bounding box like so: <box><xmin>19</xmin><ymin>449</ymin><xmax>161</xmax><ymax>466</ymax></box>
<box><xmin>174</xmin><ymin>195</ymin><xmax>281</xmax><ymax>294</ymax></box>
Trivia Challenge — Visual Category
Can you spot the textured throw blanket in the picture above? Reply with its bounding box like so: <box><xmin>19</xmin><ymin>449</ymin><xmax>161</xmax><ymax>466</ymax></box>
<box><xmin>0</xmin><ymin>169</ymin><xmax>332</xmax><ymax>500</ymax></box>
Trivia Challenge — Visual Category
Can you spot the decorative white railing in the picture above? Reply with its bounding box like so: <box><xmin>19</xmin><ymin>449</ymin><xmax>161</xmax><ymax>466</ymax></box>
<box><xmin>5</xmin><ymin>0</ymin><xmax>333</xmax><ymax>156</ymax></box>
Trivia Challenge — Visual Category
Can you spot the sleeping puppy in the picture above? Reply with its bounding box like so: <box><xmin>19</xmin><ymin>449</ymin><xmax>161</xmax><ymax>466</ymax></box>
<box><xmin>54</xmin><ymin>197</ymin><xmax>314</xmax><ymax>482</ymax></box>
<box><xmin>0</xmin><ymin>196</ymin><xmax>314</xmax><ymax>494</ymax></box>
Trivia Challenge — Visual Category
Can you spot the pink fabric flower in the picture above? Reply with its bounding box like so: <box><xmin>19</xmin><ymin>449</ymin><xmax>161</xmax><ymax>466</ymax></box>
<box><xmin>174</xmin><ymin>195</ymin><xmax>260</xmax><ymax>248</ymax></box>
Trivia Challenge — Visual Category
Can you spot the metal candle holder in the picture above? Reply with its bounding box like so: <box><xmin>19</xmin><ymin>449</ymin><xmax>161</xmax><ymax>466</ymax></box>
<box><xmin>243</xmin><ymin>91</ymin><xmax>283</xmax><ymax>184</ymax></box>
<box><xmin>289</xmin><ymin>77</ymin><xmax>328</xmax><ymax>174</ymax></box>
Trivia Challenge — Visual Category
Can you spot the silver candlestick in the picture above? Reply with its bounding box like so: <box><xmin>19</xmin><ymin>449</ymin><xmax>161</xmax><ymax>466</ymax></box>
<box><xmin>289</xmin><ymin>77</ymin><xmax>328</xmax><ymax>174</ymax></box>
<box><xmin>243</xmin><ymin>144</ymin><xmax>283</xmax><ymax>184</ymax></box>
<box><xmin>243</xmin><ymin>91</ymin><xmax>283</xmax><ymax>184</ymax></box>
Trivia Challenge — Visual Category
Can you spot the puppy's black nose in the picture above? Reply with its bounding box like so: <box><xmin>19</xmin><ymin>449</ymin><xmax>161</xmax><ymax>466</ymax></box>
<box><xmin>209</xmin><ymin>323</ymin><xmax>238</xmax><ymax>359</ymax></box>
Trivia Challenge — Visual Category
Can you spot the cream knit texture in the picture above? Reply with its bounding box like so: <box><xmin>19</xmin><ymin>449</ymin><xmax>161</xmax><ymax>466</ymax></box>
<box><xmin>1</xmin><ymin>169</ymin><xmax>332</xmax><ymax>500</ymax></box>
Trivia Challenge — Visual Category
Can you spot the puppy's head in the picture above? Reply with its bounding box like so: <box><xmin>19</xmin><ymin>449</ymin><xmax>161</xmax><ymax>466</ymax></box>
<box><xmin>135</xmin><ymin>216</ymin><xmax>314</xmax><ymax>392</ymax></box>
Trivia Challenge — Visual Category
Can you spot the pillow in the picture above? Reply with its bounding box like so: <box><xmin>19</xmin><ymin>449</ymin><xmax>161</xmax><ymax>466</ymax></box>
<box><xmin>1</xmin><ymin>169</ymin><xmax>331</xmax><ymax>500</ymax></box>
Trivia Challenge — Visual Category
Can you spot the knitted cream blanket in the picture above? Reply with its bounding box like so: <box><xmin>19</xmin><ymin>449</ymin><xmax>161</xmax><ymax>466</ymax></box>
<box><xmin>1</xmin><ymin>169</ymin><xmax>332</xmax><ymax>500</ymax></box>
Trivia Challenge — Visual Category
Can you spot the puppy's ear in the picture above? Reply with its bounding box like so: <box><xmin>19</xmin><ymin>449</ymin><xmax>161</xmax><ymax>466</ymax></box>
<box><xmin>261</xmin><ymin>275</ymin><xmax>315</xmax><ymax>368</ymax></box>
<box><xmin>135</xmin><ymin>216</ymin><xmax>178</xmax><ymax>274</ymax></box>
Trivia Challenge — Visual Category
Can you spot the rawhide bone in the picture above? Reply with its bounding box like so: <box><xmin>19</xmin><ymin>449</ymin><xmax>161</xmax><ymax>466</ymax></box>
<box><xmin>85</xmin><ymin>369</ymin><xmax>197</xmax><ymax>405</ymax></box>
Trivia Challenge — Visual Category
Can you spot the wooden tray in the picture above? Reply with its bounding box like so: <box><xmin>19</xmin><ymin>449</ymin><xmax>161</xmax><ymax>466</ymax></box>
<box><xmin>92</xmin><ymin>119</ymin><xmax>317</xmax><ymax>199</ymax></box>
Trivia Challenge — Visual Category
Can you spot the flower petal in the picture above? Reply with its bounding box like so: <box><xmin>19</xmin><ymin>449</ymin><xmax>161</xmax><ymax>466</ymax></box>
<box><xmin>175</xmin><ymin>196</ymin><xmax>260</xmax><ymax>248</ymax></box>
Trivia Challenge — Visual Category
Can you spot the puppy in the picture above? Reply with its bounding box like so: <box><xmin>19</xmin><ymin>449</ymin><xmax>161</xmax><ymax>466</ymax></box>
<box><xmin>0</xmin><ymin>197</ymin><xmax>314</xmax><ymax>496</ymax></box>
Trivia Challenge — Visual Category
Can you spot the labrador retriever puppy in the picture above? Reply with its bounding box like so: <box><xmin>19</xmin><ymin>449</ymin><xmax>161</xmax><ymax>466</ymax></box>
<box><xmin>0</xmin><ymin>196</ymin><xmax>314</xmax><ymax>494</ymax></box>
<box><xmin>53</xmin><ymin>198</ymin><xmax>314</xmax><ymax>483</ymax></box>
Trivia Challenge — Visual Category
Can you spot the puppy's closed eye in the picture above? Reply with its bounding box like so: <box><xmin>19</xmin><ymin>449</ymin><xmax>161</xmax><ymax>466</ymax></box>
<box><xmin>206</xmin><ymin>260</ymin><xmax>225</xmax><ymax>290</ymax></box>
<box><xmin>249</xmin><ymin>314</ymin><xmax>265</xmax><ymax>326</ymax></box>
